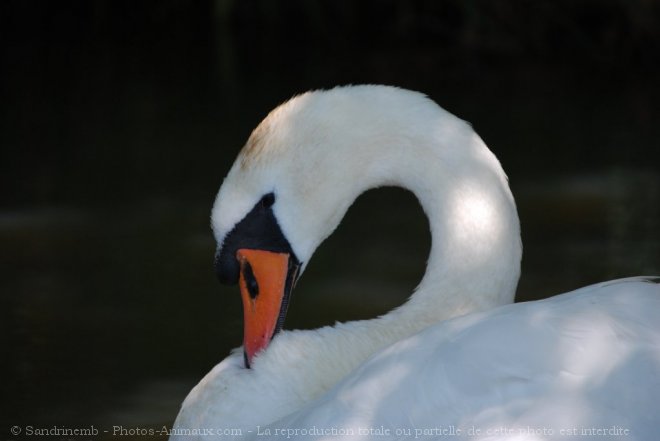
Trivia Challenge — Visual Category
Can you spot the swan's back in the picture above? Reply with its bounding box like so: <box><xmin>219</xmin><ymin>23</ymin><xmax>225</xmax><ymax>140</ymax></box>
<box><xmin>261</xmin><ymin>278</ymin><xmax>660</xmax><ymax>440</ymax></box>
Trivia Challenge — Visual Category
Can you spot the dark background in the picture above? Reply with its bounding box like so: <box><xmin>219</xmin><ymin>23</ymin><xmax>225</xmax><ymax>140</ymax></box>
<box><xmin>2</xmin><ymin>0</ymin><xmax>659</xmax><ymax>438</ymax></box>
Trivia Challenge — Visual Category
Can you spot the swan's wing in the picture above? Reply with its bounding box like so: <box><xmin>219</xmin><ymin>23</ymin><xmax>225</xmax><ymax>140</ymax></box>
<box><xmin>266</xmin><ymin>277</ymin><xmax>660</xmax><ymax>440</ymax></box>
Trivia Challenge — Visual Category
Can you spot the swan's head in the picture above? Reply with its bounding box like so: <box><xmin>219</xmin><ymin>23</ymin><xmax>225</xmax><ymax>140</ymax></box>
<box><xmin>211</xmin><ymin>87</ymin><xmax>408</xmax><ymax>366</ymax></box>
<box><xmin>210</xmin><ymin>85</ymin><xmax>519</xmax><ymax>367</ymax></box>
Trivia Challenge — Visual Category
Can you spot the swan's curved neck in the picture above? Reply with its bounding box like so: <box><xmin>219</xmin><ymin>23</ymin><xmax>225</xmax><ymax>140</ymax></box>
<box><xmin>254</xmin><ymin>114</ymin><xmax>522</xmax><ymax>410</ymax></box>
<box><xmin>373</xmin><ymin>131</ymin><xmax>521</xmax><ymax>329</ymax></box>
<box><xmin>253</xmin><ymin>92</ymin><xmax>524</xmax><ymax>373</ymax></box>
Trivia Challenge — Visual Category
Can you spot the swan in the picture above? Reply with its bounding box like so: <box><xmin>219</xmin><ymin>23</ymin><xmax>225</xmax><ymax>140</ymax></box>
<box><xmin>171</xmin><ymin>85</ymin><xmax>660</xmax><ymax>440</ymax></box>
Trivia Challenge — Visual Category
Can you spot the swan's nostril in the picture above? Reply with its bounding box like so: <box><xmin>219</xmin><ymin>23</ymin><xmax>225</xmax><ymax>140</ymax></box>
<box><xmin>241</xmin><ymin>261</ymin><xmax>259</xmax><ymax>299</ymax></box>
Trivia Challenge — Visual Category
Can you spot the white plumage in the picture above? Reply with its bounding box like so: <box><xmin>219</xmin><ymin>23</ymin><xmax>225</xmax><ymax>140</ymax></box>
<box><xmin>171</xmin><ymin>85</ymin><xmax>660</xmax><ymax>440</ymax></box>
<box><xmin>272</xmin><ymin>277</ymin><xmax>660</xmax><ymax>440</ymax></box>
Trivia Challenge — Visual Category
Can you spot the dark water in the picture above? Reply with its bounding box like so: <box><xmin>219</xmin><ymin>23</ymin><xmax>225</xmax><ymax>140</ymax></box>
<box><xmin>3</xmin><ymin>4</ymin><xmax>660</xmax><ymax>437</ymax></box>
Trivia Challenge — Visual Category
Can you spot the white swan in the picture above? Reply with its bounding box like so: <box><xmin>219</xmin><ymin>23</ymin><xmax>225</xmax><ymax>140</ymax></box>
<box><xmin>171</xmin><ymin>85</ymin><xmax>660</xmax><ymax>440</ymax></box>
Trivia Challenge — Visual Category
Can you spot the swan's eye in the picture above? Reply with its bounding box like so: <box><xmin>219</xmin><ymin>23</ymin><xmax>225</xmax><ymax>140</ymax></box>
<box><xmin>242</xmin><ymin>261</ymin><xmax>259</xmax><ymax>299</ymax></box>
<box><xmin>261</xmin><ymin>193</ymin><xmax>275</xmax><ymax>209</ymax></box>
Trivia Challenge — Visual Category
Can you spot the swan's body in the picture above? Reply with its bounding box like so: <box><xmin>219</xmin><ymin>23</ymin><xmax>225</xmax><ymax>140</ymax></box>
<box><xmin>251</xmin><ymin>278</ymin><xmax>660</xmax><ymax>440</ymax></box>
<box><xmin>171</xmin><ymin>86</ymin><xmax>660</xmax><ymax>440</ymax></box>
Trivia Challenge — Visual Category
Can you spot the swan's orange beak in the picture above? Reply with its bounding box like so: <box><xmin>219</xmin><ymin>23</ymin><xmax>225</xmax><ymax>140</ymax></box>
<box><xmin>237</xmin><ymin>249</ymin><xmax>296</xmax><ymax>368</ymax></box>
